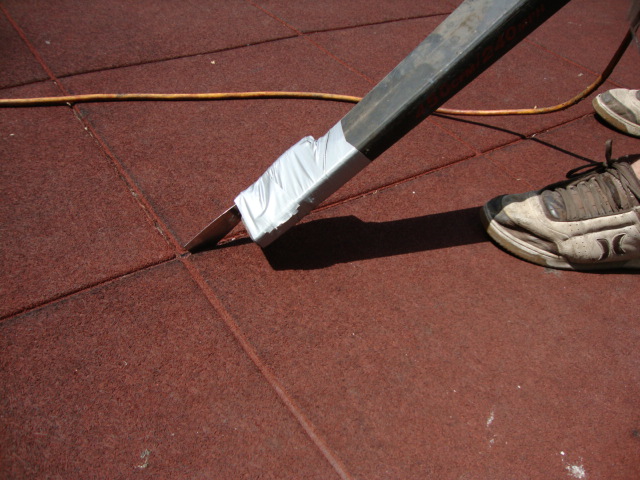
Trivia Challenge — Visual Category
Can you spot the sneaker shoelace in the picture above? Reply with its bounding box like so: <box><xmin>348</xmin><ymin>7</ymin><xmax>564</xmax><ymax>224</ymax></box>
<box><xmin>541</xmin><ymin>140</ymin><xmax>640</xmax><ymax>221</ymax></box>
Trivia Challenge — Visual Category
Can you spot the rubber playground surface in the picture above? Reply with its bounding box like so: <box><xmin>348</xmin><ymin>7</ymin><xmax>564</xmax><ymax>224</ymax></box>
<box><xmin>1</xmin><ymin>0</ymin><xmax>639</xmax><ymax>478</ymax></box>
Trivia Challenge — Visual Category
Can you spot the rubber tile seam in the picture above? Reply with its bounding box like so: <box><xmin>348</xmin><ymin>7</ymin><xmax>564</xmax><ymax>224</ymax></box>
<box><xmin>57</xmin><ymin>13</ymin><xmax>454</xmax><ymax>82</ymax></box>
<box><xmin>179</xmin><ymin>256</ymin><xmax>353</xmax><ymax>480</ymax></box>
<box><xmin>319</xmin><ymin>153</ymin><xmax>486</xmax><ymax>212</ymax></box>
<box><xmin>427</xmin><ymin>117</ymin><xmax>483</xmax><ymax>155</ymax></box>
<box><xmin>204</xmin><ymin>125</ymin><xmax>564</xmax><ymax>245</ymax></box>
<box><xmin>0</xmin><ymin>78</ymin><xmax>50</xmax><ymax>91</ymax></box>
<box><xmin>32</xmin><ymin>35</ymin><xmax>302</xmax><ymax>83</ymax></box>
<box><xmin>244</xmin><ymin>0</ymin><xmax>454</xmax><ymax>85</ymax></box>
<box><xmin>190</xmin><ymin>150</ymin><xmax>490</xmax><ymax>247</ymax></box>
<box><xmin>3</xmin><ymin>78</ymin><xmax>348</xmax><ymax>476</ymax></box>
<box><xmin>2</xmin><ymin>15</ymin><xmax>193</xmax><ymax>252</ymax></box>
<box><xmin>298</xmin><ymin>12</ymin><xmax>454</xmax><ymax>35</ymax></box>
<box><xmin>299</xmin><ymin>14</ymin><xmax>455</xmax><ymax>86</ymax></box>
<box><xmin>68</xmin><ymin>109</ymin><xmax>182</xmax><ymax>251</ymax></box>
<box><xmin>316</xmin><ymin>117</ymin><xmax>563</xmax><ymax>212</ymax></box>
<box><xmin>475</xmin><ymin>110</ymin><xmax>601</xmax><ymax>189</ymax></box>
<box><xmin>0</xmin><ymin>3</ymin><xmax>60</xmax><ymax>87</ymax></box>
<box><xmin>0</xmin><ymin>255</ymin><xmax>176</xmax><ymax>322</ymax></box>
<box><xmin>2</xmin><ymin>2</ymin><xmax>181</xmax><ymax>252</ymax></box>
<box><xmin>244</xmin><ymin>0</ymin><xmax>374</xmax><ymax>84</ymax></box>
<box><xmin>316</xmin><ymin>109</ymin><xmax>599</xmax><ymax>214</ymax></box>
<box><xmin>3</xmin><ymin>9</ymin><xmax>607</xmax><ymax>476</ymax></box>
<box><xmin>298</xmin><ymin>14</ymin><xmax>455</xmax><ymax>86</ymax></box>
<box><xmin>244</xmin><ymin>0</ymin><xmax>452</xmax><ymax>35</ymax></box>
<box><xmin>2</xmin><ymin>0</ymin><xmax>602</xmax><ymax>270</ymax></box>
<box><xmin>523</xmin><ymin>35</ymin><xmax>631</xmax><ymax>88</ymax></box>
<box><xmin>2</xmin><ymin>2</ymin><xmax>449</xmax><ymax>86</ymax></box>
<box><xmin>1</xmin><ymin>10</ymin><xmax>354</xmax><ymax>468</ymax></box>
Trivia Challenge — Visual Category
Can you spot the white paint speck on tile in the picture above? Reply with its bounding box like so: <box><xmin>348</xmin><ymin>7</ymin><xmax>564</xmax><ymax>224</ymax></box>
<box><xmin>486</xmin><ymin>410</ymin><xmax>495</xmax><ymax>427</ymax></box>
<box><xmin>566</xmin><ymin>464</ymin><xmax>586</xmax><ymax>479</ymax></box>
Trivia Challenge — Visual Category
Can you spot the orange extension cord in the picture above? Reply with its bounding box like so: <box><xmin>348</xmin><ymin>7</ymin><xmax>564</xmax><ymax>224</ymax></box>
<box><xmin>0</xmin><ymin>30</ymin><xmax>632</xmax><ymax>116</ymax></box>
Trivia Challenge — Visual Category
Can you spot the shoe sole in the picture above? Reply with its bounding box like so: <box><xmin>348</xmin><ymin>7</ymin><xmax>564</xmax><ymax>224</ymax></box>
<box><xmin>592</xmin><ymin>97</ymin><xmax>640</xmax><ymax>138</ymax></box>
<box><xmin>479</xmin><ymin>205</ymin><xmax>640</xmax><ymax>271</ymax></box>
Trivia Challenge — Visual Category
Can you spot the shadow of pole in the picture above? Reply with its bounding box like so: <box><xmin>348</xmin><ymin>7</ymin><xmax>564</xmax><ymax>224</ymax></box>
<box><xmin>434</xmin><ymin>112</ymin><xmax>638</xmax><ymax>166</ymax></box>
<box><xmin>262</xmin><ymin>206</ymin><xmax>487</xmax><ymax>270</ymax></box>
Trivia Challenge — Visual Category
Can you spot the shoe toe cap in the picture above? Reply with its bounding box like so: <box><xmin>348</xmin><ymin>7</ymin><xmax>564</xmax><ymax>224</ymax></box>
<box><xmin>483</xmin><ymin>191</ymin><xmax>560</xmax><ymax>255</ymax></box>
<box><xmin>484</xmin><ymin>192</ymin><xmax>532</xmax><ymax>226</ymax></box>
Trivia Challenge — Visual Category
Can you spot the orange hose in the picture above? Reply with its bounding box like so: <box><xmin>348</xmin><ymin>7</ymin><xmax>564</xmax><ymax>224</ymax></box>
<box><xmin>0</xmin><ymin>30</ymin><xmax>631</xmax><ymax>116</ymax></box>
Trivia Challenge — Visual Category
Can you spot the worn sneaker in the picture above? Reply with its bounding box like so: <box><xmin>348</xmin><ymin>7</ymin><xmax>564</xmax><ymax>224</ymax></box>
<box><xmin>481</xmin><ymin>142</ymin><xmax>640</xmax><ymax>270</ymax></box>
<box><xmin>593</xmin><ymin>89</ymin><xmax>640</xmax><ymax>138</ymax></box>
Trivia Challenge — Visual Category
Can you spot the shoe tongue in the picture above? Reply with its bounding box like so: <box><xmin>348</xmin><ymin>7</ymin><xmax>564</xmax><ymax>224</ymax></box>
<box><xmin>541</xmin><ymin>190</ymin><xmax>567</xmax><ymax>220</ymax></box>
<box><xmin>541</xmin><ymin>173</ymin><xmax>621</xmax><ymax>221</ymax></box>
<box><xmin>541</xmin><ymin>163</ymin><xmax>640</xmax><ymax>222</ymax></box>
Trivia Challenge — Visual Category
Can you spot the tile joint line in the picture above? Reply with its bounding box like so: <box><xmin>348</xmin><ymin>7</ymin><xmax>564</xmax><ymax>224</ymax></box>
<box><xmin>0</xmin><ymin>256</ymin><xmax>176</xmax><ymax>322</ymax></box>
<box><xmin>179</xmin><ymin>257</ymin><xmax>354</xmax><ymax>480</ymax></box>
<box><xmin>4</xmin><ymin>6</ymin><xmax>353</xmax><ymax>472</ymax></box>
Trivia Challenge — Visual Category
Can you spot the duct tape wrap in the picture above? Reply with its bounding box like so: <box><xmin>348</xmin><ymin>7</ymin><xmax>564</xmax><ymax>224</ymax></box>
<box><xmin>234</xmin><ymin>122</ymin><xmax>369</xmax><ymax>247</ymax></box>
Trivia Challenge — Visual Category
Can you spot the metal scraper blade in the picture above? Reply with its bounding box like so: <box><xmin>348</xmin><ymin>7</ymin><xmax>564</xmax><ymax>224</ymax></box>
<box><xmin>184</xmin><ymin>205</ymin><xmax>242</xmax><ymax>252</ymax></box>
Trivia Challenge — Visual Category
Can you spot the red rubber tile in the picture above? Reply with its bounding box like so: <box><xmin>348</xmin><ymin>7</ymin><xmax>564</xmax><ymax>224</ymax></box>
<box><xmin>251</xmin><ymin>0</ymin><xmax>459</xmax><ymax>33</ymax></box>
<box><xmin>431</xmin><ymin>33</ymin><xmax>613</xmax><ymax>152</ymax></box>
<box><xmin>192</xmin><ymin>156</ymin><xmax>640</xmax><ymax>479</ymax></box>
<box><xmin>529</xmin><ymin>0</ymin><xmax>640</xmax><ymax>89</ymax></box>
<box><xmin>311</xmin><ymin>16</ymin><xmax>604</xmax><ymax>153</ymax></box>
<box><xmin>1</xmin><ymin>0</ymin><xmax>293</xmax><ymax>77</ymax></box>
<box><xmin>0</xmin><ymin>261</ymin><xmax>338</xmax><ymax>479</ymax></box>
<box><xmin>0</xmin><ymin>84</ymin><xmax>173</xmax><ymax>318</ymax></box>
<box><xmin>486</xmin><ymin>114</ymin><xmax>640</xmax><ymax>191</ymax></box>
<box><xmin>0</xmin><ymin>11</ymin><xmax>48</xmax><ymax>88</ymax></box>
<box><xmin>62</xmin><ymin>37</ymin><xmax>474</xmax><ymax>246</ymax></box>
<box><xmin>309</xmin><ymin>16</ymin><xmax>446</xmax><ymax>84</ymax></box>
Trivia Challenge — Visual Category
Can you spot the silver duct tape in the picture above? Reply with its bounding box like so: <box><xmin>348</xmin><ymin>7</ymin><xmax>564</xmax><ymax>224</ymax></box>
<box><xmin>235</xmin><ymin>122</ymin><xmax>369</xmax><ymax>247</ymax></box>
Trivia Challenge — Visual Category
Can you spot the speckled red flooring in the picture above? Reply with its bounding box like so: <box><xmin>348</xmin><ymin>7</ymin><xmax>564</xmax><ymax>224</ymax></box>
<box><xmin>1</xmin><ymin>1</ymin><xmax>639</xmax><ymax>478</ymax></box>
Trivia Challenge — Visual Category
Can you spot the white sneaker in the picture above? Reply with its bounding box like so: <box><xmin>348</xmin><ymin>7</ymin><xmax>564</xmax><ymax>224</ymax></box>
<box><xmin>481</xmin><ymin>143</ymin><xmax>640</xmax><ymax>270</ymax></box>
<box><xmin>593</xmin><ymin>88</ymin><xmax>640</xmax><ymax>138</ymax></box>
